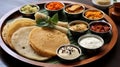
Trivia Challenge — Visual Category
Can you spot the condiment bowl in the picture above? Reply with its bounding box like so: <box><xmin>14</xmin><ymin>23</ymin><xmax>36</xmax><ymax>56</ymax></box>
<box><xmin>44</xmin><ymin>1</ymin><xmax>65</xmax><ymax>18</ymax></box>
<box><xmin>92</xmin><ymin>0</ymin><xmax>113</xmax><ymax>10</ymax></box>
<box><xmin>78</xmin><ymin>34</ymin><xmax>104</xmax><ymax>56</ymax></box>
<box><xmin>82</xmin><ymin>9</ymin><xmax>104</xmax><ymax>21</ymax></box>
<box><xmin>56</xmin><ymin>44</ymin><xmax>82</xmax><ymax>62</ymax></box>
<box><xmin>64</xmin><ymin>4</ymin><xmax>85</xmax><ymax>21</ymax></box>
<box><xmin>89</xmin><ymin>21</ymin><xmax>112</xmax><ymax>43</ymax></box>
<box><xmin>19</xmin><ymin>4</ymin><xmax>40</xmax><ymax>18</ymax></box>
<box><xmin>68</xmin><ymin>20</ymin><xmax>89</xmax><ymax>39</ymax></box>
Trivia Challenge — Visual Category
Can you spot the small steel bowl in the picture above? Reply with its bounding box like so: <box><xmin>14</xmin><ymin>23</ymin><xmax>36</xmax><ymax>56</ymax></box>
<box><xmin>56</xmin><ymin>44</ymin><xmax>82</xmax><ymax>63</ymax></box>
<box><xmin>92</xmin><ymin>0</ymin><xmax>113</xmax><ymax>10</ymax></box>
<box><xmin>64</xmin><ymin>4</ymin><xmax>85</xmax><ymax>21</ymax></box>
<box><xmin>78</xmin><ymin>34</ymin><xmax>104</xmax><ymax>56</ymax></box>
<box><xmin>19</xmin><ymin>4</ymin><xmax>40</xmax><ymax>19</ymax></box>
<box><xmin>82</xmin><ymin>9</ymin><xmax>104</xmax><ymax>21</ymax></box>
<box><xmin>89</xmin><ymin>21</ymin><xmax>112</xmax><ymax>43</ymax></box>
<box><xmin>44</xmin><ymin>1</ymin><xmax>65</xmax><ymax>17</ymax></box>
<box><xmin>68</xmin><ymin>20</ymin><xmax>89</xmax><ymax>39</ymax></box>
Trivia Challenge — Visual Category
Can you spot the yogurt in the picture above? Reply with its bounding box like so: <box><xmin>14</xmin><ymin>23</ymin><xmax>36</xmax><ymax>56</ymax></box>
<box><xmin>78</xmin><ymin>34</ymin><xmax>104</xmax><ymax>49</ymax></box>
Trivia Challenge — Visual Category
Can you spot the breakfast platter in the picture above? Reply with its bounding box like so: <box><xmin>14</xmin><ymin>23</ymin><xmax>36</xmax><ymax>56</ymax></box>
<box><xmin>0</xmin><ymin>1</ymin><xmax>118</xmax><ymax>67</ymax></box>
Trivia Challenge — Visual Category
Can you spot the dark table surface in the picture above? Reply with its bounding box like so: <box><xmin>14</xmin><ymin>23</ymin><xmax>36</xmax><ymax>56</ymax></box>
<box><xmin>0</xmin><ymin>0</ymin><xmax>120</xmax><ymax>67</ymax></box>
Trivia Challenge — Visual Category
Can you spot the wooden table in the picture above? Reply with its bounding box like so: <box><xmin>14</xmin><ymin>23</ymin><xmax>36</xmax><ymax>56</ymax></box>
<box><xmin>0</xmin><ymin>0</ymin><xmax>120</xmax><ymax>67</ymax></box>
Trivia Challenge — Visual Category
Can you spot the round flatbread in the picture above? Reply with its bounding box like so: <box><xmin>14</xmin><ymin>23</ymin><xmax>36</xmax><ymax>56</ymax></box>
<box><xmin>11</xmin><ymin>26</ymin><xmax>49</xmax><ymax>61</ymax></box>
<box><xmin>6</xmin><ymin>18</ymin><xmax>36</xmax><ymax>48</ymax></box>
<box><xmin>29</xmin><ymin>27</ymin><xmax>70</xmax><ymax>57</ymax></box>
<box><xmin>2</xmin><ymin>22</ymin><xmax>12</xmax><ymax>44</ymax></box>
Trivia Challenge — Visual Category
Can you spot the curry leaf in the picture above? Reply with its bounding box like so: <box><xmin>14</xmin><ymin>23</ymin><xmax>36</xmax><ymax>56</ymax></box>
<box><xmin>36</xmin><ymin>13</ymin><xmax>58</xmax><ymax>28</ymax></box>
<box><xmin>50</xmin><ymin>13</ymin><xmax>58</xmax><ymax>25</ymax></box>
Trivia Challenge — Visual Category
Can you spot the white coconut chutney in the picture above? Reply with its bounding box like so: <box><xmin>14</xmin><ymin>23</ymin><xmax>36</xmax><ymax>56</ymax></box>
<box><xmin>79</xmin><ymin>36</ymin><xmax>103</xmax><ymax>49</ymax></box>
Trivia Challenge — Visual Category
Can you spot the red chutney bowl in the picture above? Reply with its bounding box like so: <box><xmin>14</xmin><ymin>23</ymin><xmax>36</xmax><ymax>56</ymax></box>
<box><xmin>44</xmin><ymin>1</ymin><xmax>65</xmax><ymax>17</ymax></box>
<box><xmin>89</xmin><ymin>21</ymin><xmax>112</xmax><ymax>43</ymax></box>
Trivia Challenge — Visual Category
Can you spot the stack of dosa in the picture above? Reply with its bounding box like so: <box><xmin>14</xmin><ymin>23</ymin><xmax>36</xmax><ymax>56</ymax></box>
<box><xmin>2</xmin><ymin>14</ymin><xmax>70</xmax><ymax>60</ymax></box>
<box><xmin>29</xmin><ymin>27</ymin><xmax>70</xmax><ymax>57</ymax></box>
<box><xmin>2</xmin><ymin>18</ymin><xmax>36</xmax><ymax>48</ymax></box>
<box><xmin>11</xmin><ymin>26</ymin><xmax>49</xmax><ymax>60</ymax></box>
